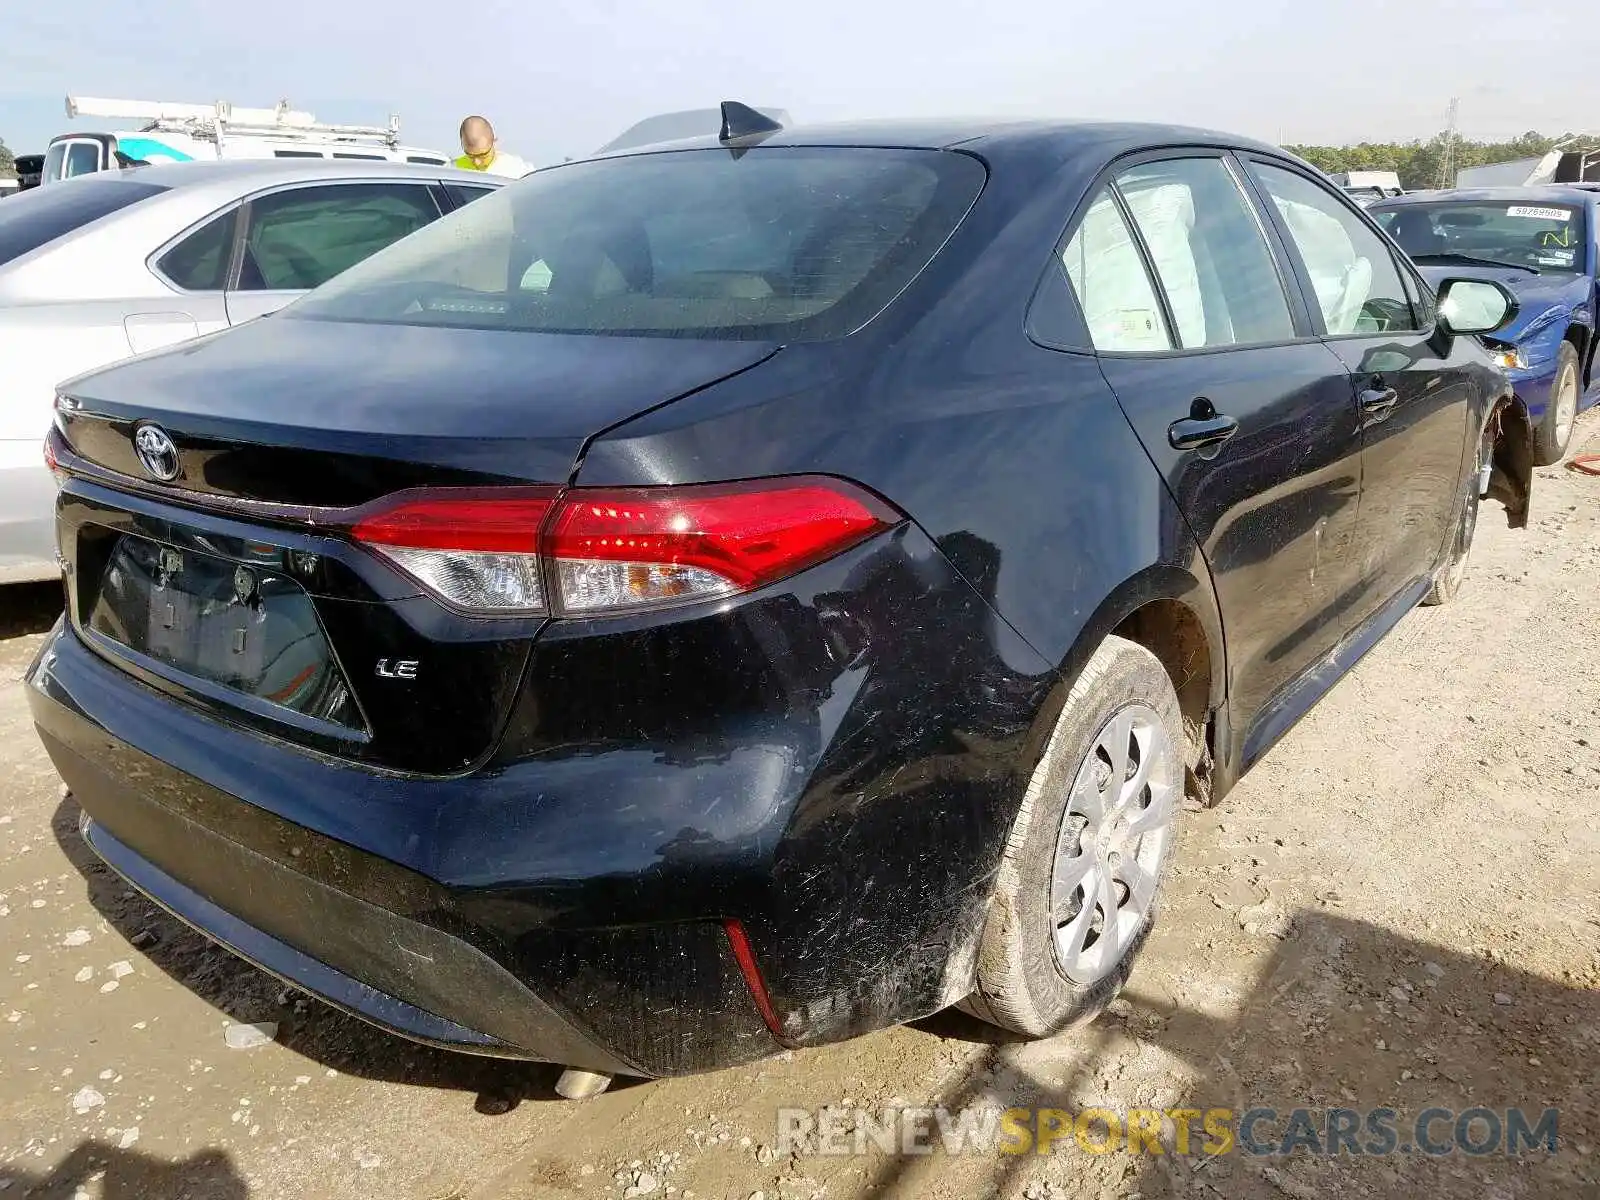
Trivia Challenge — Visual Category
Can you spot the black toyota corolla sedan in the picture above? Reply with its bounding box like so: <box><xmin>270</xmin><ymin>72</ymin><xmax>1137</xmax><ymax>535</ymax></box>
<box><xmin>30</xmin><ymin>105</ymin><xmax>1532</xmax><ymax>1095</ymax></box>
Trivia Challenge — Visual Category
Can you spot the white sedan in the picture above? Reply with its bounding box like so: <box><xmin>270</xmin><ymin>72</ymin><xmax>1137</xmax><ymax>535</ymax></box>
<box><xmin>0</xmin><ymin>159</ymin><xmax>504</xmax><ymax>581</ymax></box>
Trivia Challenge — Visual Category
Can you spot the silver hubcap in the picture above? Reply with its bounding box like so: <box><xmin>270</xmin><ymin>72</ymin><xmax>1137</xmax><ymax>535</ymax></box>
<box><xmin>1049</xmin><ymin>704</ymin><xmax>1179</xmax><ymax>986</ymax></box>
<box><xmin>1554</xmin><ymin>363</ymin><xmax>1578</xmax><ymax>446</ymax></box>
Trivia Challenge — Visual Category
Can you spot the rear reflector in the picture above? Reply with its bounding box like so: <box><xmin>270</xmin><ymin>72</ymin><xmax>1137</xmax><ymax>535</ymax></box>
<box><xmin>349</xmin><ymin>477</ymin><xmax>899</xmax><ymax>617</ymax></box>
<box><xmin>722</xmin><ymin>919</ymin><xmax>785</xmax><ymax>1039</ymax></box>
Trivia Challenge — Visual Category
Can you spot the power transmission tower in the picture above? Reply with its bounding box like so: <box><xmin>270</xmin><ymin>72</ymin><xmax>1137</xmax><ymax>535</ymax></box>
<box><xmin>1439</xmin><ymin>97</ymin><xmax>1460</xmax><ymax>188</ymax></box>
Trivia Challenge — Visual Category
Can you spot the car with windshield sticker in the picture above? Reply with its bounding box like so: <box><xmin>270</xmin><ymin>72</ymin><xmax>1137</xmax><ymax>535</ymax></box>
<box><xmin>1373</xmin><ymin>186</ymin><xmax>1600</xmax><ymax>463</ymax></box>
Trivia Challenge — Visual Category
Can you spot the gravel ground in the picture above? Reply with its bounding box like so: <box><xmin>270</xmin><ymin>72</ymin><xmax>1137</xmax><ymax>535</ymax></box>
<box><xmin>1</xmin><ymin>412</ymin><xmax>1597</xmax><ymax>1200</ymax></box>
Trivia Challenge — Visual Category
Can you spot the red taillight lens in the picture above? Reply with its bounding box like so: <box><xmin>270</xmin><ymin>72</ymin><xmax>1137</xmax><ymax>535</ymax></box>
<box><xmin>545</xmin><ymin>479</ymin><xmax>896</xmax><ymax>614</ymax></box>
<box><xmin>349</xmin><ymin>477</ymin><xmax>899</xmax><ymax>617</ymax></box>
<box><xmin>351</xmin><ymin>493</ymin><xmax>555</xmax><ymax>553</ymax></box>
<box><xmin>351</xmin><ymin>490</ymin><xmax>558</xmax><ymax>613</ymax></box>
<box><xmin>43</xmin><ymin>434</ymin><xmax>67</xmax><ymax>489</ymax></box>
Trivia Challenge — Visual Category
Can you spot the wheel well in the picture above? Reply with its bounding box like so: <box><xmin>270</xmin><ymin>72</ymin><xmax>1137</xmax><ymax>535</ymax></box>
<box><xmin>1566</xmin><ymin>324</ymin><xmax>1591</xmax><ymax>386</ymax></box>
<box><xmin>1112</xmin><ymin>599</ymin><xmax>1216</xmax><ymax>806</ymax></box>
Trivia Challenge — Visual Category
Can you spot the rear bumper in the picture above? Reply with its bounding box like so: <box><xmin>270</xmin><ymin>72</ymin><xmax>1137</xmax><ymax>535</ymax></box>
<box><xmin>30</xmin><ymin>625</ymin><xmax>776</xmax><ymax>1076</ymax></box>
<box><xmin>78</xmin><ymin>812</ymin><xmax>523</xmax><ymax>1060</ymax></box>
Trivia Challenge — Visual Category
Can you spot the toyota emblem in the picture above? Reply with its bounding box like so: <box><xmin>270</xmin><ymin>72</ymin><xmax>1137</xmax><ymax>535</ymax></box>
<box><xmin>133</xmin><ymin>425</ymin><xmax>180</xmax><ymax>482</ymax></box>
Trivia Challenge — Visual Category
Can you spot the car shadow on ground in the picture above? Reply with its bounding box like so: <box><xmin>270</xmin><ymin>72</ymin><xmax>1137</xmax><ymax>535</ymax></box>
<box><xmin>867</xmin><ymin>910</ymin><xmax>1598</xmax><ymax>1199</ymax></box>
<box><xmin>0</xmin><ymin>1143</ymin><xmax>247</xmax><ymax>1199</ymax></box>
<box><xmin>0</xmin><ymin>581</ymin><xmax>63</xmax><ymax>640</ymax></box>
<box><xmin>49</xmin><ymin>796</ymin><xmax>631</xmax><ymax>1113</ymax></box>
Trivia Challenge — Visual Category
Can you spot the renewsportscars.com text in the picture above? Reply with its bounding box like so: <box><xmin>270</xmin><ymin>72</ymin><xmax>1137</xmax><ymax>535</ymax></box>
<box><xmin>775</xmin><ymin>1105</ymin><xmax>1560</xmax><ymax>1158</ymax></box>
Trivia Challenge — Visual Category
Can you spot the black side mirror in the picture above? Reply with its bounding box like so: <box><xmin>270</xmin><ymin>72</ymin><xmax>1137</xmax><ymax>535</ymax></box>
<box><xmin>1436</xmin><ymin>277</ymin><xmax>1518</xmax><ymax>336</ymax></box>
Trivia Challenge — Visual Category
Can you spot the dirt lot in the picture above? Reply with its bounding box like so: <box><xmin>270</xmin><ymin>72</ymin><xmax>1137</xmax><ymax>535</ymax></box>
<box><xmin>2</xmin><ymin>415</ymin><xmax>1597</xmax><ymax>1200</ymax></box>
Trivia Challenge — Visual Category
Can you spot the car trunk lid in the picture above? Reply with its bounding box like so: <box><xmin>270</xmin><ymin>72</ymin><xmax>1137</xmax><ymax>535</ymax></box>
<box><xmin>56</xmin><ymin>314</ymin><xmax>780</xmax><ymax>505</ymax></box>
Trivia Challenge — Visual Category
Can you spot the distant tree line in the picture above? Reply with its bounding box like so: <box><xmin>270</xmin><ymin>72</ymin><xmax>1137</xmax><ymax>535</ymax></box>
<box><xmin>0</xmin><ymin>137</ymin><xmax>15</xmax><ymax>176</ymax></box>
<box><xmin>1283</xmin><ymin>131</ymin><xmax>1600</xmax><ymax>190</ymax></box>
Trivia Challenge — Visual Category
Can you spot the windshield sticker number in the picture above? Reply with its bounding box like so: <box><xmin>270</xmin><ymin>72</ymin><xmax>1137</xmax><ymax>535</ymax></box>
<box><xmin>1506</xmin><ymin>205</ymin><xmax>1570</xmax><ymax>221</ymax></box>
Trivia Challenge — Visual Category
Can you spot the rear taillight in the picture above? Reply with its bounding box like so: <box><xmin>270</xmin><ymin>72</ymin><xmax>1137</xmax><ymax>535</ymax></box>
<box><xmin>351</xmin><ymin>491</ymin><xmax>557</xmax><ymax>613</ymax></box>
<box><xmin>44</xmin><ymin>433</ymin><xmax>69</xmax><ymax>489</ymax></box>
<box><xmin>350</xmin><ymin>477</ymin><xmax>900</xmax><ymax>617</ymax></box>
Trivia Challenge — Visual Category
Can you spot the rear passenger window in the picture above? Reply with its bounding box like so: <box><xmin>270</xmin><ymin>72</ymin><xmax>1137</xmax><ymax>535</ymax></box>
<box><xmin>1060</xmin><ymin>192</ymin><xmax>1172</xmax><ymax>352</ymax></box>
<box><xmin>238</xmin><ymin>183</ymin><xmax>440</xmax><ymax>291</ymax></box>
<box><xmin>443</xmin><ymin>184</ymin><xmax>497</xmax><ymax>209</ymax></box>
<box><xmin>156</xmin><ymin>209</ymin><xmax>237</xmax><ymax>291</ymax></box>
<box><xmin>1249</xmin><ymin>163</ymin><xmax>1419</xmax><ymax>336</ymax></box>
<box><xmin>1114</xmin><ymin>158</ymin><xmax>1295</xmax><ymax>348</ymax></box>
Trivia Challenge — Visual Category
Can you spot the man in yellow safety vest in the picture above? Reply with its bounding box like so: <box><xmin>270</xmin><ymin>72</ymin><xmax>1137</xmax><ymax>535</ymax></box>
<box><xmin>454</xmin><ymin>116</ymin><xmax>532</xmax><ymax>178</ymax></box>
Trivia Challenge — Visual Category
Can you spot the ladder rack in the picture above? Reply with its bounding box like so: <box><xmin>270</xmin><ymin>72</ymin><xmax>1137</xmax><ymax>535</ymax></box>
<box><xmin>64</xmin><ymin>96</ymin><xmax>404</xmax><ymax>149</ymax></box>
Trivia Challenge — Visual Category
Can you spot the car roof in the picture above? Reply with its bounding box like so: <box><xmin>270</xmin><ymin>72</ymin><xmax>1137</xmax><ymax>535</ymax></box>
<box><xmin>1370</xmin><ymin>185</ymin><xmax>1598</xmax><ymax>208</ymax></box>
<box><xmin>587</xmin><ymin>117</ymin><xmax>1286</xmax><ymax>163</ymax></box>
<box><xmin>81</xmin><ymin>158</ymin><xmax>505</xmax><ymax>190</ymax></box>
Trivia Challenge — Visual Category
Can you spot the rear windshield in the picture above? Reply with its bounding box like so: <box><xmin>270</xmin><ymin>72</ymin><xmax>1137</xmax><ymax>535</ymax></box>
<box><xmin>0</xmin><ymin>177</ymin><xmax>168</xmax><ymax>267</ymax></box>
<box><xmin>1374</xmin><ymin>201</ymin><xmax>1586</xmax><ymax>273</ymax></box>
<box><xmin>290</xmin><ymin>147</ymin><xmax>986</xmax><ymax>340</ymax></box>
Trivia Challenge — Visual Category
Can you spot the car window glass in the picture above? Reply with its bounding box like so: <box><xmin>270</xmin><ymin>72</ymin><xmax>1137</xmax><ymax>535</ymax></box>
<box><xmin>1374</xmin><ymin>202</ymin><xmax>1584</xmax><ymax>273</ymax></box>
<box><xmin>289</xmin><ymin>147</ymin><xmax>986</xmax><ymax>342</ymax></box>
<box><xmin>1059</xmin><ymin>190</ymin><xmax>1172</xmax><ymax>353</ymax></box>
<box><xmin>156</xmin><ymin>209</ymin><xmax>238</xmax><ymax>291</ymax></box>
<box><xmin>1114</xmin><ymin>158</ymin><xmax>1294</xmax><ymax>347</ymax></box>
<box><xmin>443</xmin><ymin>184</ymin><xmax>497</xmax><ymax>209</ymax></box>
<box><xmin>1251</xmin><ymin>164</ymin><xmax>1418</xmax><ymax>336</ymax></box>
<box><xmin>65</xmin><ymin>143</ymin><xmax>101</xmax><ymax>178</ymax></box>
<box><xmin>237</xmin><ymin>183</ymin><xmax>439</xmax><ymax>292</ymax></box>
<box><xmin>42</xmin><ymin>143</ymin><xmax>67</xmax><ymax>183</ymax></box>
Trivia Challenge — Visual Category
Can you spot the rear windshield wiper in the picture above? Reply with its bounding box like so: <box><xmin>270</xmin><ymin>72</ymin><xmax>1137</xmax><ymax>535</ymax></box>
<box><xmin>1408</xmin><ymin>252</ymin><xmax>1540</xmax><ymax>275</ymax></box>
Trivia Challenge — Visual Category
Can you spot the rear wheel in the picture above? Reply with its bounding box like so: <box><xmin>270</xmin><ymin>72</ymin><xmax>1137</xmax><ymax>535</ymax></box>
<box><xmin>1531</xmin><ymin>342</ymin><xmax>1580</xmax><ymax>466</ymax></box>
<box><xmin>962</xmin><ymin>635</ymin><xmax>1183</xmax><ymax>1037</ymax></box>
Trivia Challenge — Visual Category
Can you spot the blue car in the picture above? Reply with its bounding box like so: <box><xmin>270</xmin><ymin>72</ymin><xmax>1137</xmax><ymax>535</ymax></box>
<box><xmin>1372</xmin><ymin>187</ymin><xmax>1599</xmax><ymax>464</ymax></box>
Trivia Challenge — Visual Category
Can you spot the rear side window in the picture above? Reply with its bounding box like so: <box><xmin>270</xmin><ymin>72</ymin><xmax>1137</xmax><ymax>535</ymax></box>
<box><xmin>0</xmin><ymin>177</ymin><xmax>168</xmax><ymax>267</ymax></box>
<box><xmin>237</xmin><ymin>183</ymin><xmax>441</xmax><ymax>291</ymax></box>
<box><xmin>290</xmin><ymin>147</ymin><xmax>987</xmax><ymax>341</ymax></box>
<box><xmin>443</xmin><ymin>183</ymin><xmax>497</xmax><ymax>208</ymax></box>
<box><xmin>156</xmin><ymin>209</ymin><xmax>239</xmax><ymax>291</ymax></box>
<box><xmin>1114</xmin><ymin>158</ymin><xmax>1294</xmax><ymax>348</ymax></box>
<box><xmin>1060</xmin><ymin>192</ymin><xmax>1172</xmax><ymax>352</ymax></box>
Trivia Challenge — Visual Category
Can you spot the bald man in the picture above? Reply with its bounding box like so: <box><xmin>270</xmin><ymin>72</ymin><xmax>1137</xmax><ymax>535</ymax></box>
<box><xmin>454</xmin><ymin>116</ymin><xmax>531</xmax><ymax>178</ymax></box>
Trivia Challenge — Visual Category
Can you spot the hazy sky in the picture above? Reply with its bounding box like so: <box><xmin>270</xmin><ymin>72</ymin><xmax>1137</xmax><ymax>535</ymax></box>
<box><xmin>4</xmin><ymin>0</ymin><xmax>1596</xmax><ymax>163</ymax></box>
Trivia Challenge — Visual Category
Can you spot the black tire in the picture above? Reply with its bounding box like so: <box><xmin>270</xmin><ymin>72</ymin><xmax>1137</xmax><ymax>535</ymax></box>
<box><xmin>1422</xmin><ymin>414</ymin><xmax>1491</xmax><ymax>607</ymax></box>
<box><xmin>1531</xmin><ymin>341</ymin><xmax>1580</xmax><ymax>466</ymax></box>
<box><xmin>961</xmin><ymin>634</ymin><xmax>1183</xmax><ymax>1037</ymax></box>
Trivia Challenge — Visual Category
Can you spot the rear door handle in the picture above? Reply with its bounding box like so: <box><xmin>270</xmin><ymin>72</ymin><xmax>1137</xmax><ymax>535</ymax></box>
<box><xmin>1168</xmin><ymin>408</ymin><xmax>1240</xmax><ymax>454</ymax></box>
<box><xmin>1359</xmin><ymin>386</ymin><xmax>1399</xmax><ymax>418</ymax></box>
